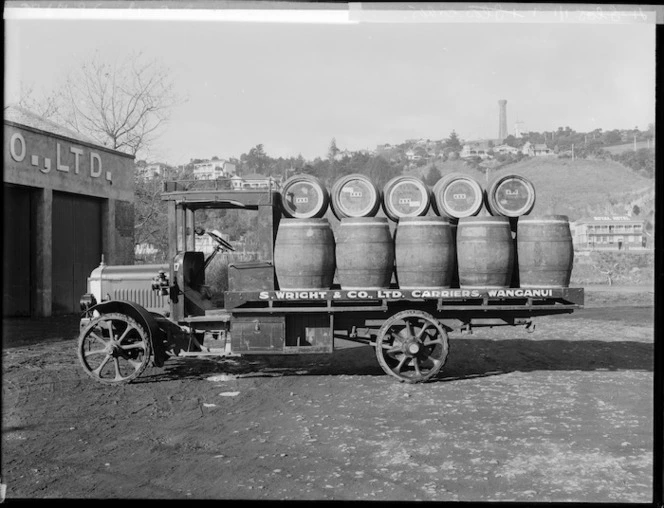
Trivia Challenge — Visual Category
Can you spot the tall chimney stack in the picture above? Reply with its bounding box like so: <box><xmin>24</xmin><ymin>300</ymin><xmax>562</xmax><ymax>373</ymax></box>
<box><xmin>498</xmin><ymin>99</ymin><xmax>508</xmax><ymax>142</ymax></box>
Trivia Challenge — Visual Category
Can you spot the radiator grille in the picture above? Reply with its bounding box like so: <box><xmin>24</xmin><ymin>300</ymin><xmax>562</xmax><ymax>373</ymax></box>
<box><xmin>113</xmin><ymin>288</ymin><xmax>168</xmax><ymax>311</ymax></box>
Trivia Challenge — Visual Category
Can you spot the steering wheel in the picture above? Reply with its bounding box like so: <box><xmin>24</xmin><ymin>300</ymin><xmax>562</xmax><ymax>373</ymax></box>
<box><xmin>207</xmin><ymin>230</ymin><xmax>235</xmax><ymax>251</ymax></box>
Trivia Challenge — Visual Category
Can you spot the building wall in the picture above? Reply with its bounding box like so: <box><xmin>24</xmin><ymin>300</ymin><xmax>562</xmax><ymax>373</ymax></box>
<box><xmin>3</xmin><ymin>121</ymin><xmax>135</xmax><ymax>316</ymax></box>
<box><xmin>4</xmin><ymin>123</ymin><xmax>133</xmax><ymax>202</ymax></box>
<box><xmin>572</xmin><ymin>217</ymin><xmax>647</xmax><ymax>250</ymax></box>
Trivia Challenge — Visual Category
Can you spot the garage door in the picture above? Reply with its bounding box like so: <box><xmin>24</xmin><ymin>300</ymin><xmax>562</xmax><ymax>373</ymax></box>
<box><xmin>52</xmin><ymin>192</ymin><xmax>102</xmax><ymax>314</ymax></box>
<box><xmin>3</xmin><ymin>185</ymin><xmax>32</xmax><ymax>316</ymax></box>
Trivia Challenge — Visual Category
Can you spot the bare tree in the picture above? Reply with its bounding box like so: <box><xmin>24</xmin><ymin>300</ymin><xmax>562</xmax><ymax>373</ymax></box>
<box><xmin>58</xmin><ymin>51</ymin><xmax>181</xmax><ymax>156</ymax></box>
<box><xmin>16</xmin><ymin>82</ymin><xmax>60</xmax><ymax>119</ymax></box>
<box><xmin>589</xmin><ymin>251</ymin><xmax>625</xmax><ymax>286</ymax></box>
<box><xmin>16</xmin><ymin>51</ymin><xmax>184</xmax><ymax>262</ymax></box>
<box><xmin>134</xmin><ymin>173</ymin><xmax>170</xmax><ymax>261</ymax></box>
<box><xmin>19</xmin><ymin>51</ymin><xmax>182</xmax><ymax>159</ymax></box>
<box><xmin>134</xmin><ymin>165</ymin><xmax>194</xmax><ymax>262</ymax></box>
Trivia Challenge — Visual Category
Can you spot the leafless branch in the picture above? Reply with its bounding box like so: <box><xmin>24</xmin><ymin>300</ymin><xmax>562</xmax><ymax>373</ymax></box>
<box><xmin>34</xmin><ymin>51</ymin><xmax>184</xmax><ymax>158</ymax></box>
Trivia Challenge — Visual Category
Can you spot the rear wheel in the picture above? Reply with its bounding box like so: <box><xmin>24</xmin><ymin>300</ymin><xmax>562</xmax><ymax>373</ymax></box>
<box><xmin>77</xmin><ymin>313</ymin><xmax>152</xmax><ymax>384</ymax></box>
<box><xmin>375</xmin><ymin>310</ymin><xmax>449</xmax><ymax>383</ymax></box>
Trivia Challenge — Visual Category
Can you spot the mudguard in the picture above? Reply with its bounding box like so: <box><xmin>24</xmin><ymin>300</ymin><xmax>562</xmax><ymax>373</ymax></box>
<box><xmin>87</xmin><ymin>300</ymin><xmax>170</xmax><ymax>367</ymax></box>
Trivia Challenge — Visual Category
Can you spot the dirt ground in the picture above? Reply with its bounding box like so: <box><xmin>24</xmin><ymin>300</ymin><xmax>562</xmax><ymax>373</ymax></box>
<box><xmin>1</xmin><ymin>285</ymin><xmax>655</xmax><ymax>502</ymax></box>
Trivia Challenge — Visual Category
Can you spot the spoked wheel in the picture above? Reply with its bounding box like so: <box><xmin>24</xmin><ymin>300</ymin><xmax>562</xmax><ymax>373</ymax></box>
<box><xmin>77</xmin><ymin>313</ymin><xmax>152</xmax><ymax>384</ymax></box>
<box><xmin>375</xmin><ymin>310</ymin><xmax>449</xmax><ymax>383</ymax></box>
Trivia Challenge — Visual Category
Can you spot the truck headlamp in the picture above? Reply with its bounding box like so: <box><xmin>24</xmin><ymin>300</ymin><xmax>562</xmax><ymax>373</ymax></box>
<box><xmin>80</xmin><ymin>293</ymin><xmax>97</xmax><ymax>312</ymax></box>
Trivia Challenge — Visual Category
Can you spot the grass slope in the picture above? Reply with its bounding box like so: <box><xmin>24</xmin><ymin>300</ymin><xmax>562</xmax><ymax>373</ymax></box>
<box><xmin>383</xmin><ymin>157</ymin><xmax>651</xmax><ymax>223</ymax></box>
<box><xmin>407</xmin><ymin>159</ymin><xmax>486</xmax><ymax>182</ymax></box>
<box><xmin>489</xmin><ymin>158</ymin><xmax>652</xmax><ymax>220</ymax></box>
<box><xmin>602</xmin><ymin>141</ymin><xmax>652</xmax><ymax>155</ymax></box>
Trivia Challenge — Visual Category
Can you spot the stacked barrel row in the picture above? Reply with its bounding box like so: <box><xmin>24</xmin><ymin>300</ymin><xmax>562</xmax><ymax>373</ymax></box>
<box><xmin>273</xmin><ymin>173</ymin><xmax>573</xmax><ymax>290</ymax></box>
<box><xmin>278</xmin><ymin>172</ymin><xmax>539</xmax><ymax>220</ymax></box>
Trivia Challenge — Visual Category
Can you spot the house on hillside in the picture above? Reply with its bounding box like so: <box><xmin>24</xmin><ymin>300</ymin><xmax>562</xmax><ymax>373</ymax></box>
<box><xmin>460</xmin><ymin>141</ymin><xmax>492</xmax><ymax>160</ymax></box>
<box><xmin>522</xmin><ymin>142</ymin><xmax>554</xmax><ymax>157</ymax></box>
<box><xmin>492</xmin><ymin>144</ymin><xmax>520</xmax><ymax>155</ymax></box>
<box><xmin>533</xmin><ymin>143</ymin><xmax>554</xmax><ymax>156</ymax></box>
<box><xmin>137</xmin><ymin>161</ymin><xmax>171</xmax><ymax>179</ymax></box>
<box><xmin>406</xmin><ymin>146</ymin><xmax>429</xmax><ymax>161</ymax></box>
<box><xmin>193</xmin><ymin>159</ymin><xmax>237</xmax><ymax>180</ymax></box>
<box><xmin>571</xmin><ymin>216</ymin><xmax>648</xmax><ymax>250</ymax></box>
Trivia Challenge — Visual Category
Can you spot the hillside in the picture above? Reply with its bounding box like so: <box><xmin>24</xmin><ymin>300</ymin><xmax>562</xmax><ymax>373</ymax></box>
<box><xmin>486</xmin><ymin>158</ymin><xmax>653</xmax><ymax>221</ymax></box>
<box><xmin>407</xmin><ymin>159</ymin><xmax>486</xmax><ymax>183</ymax></box>
<box><xmin>603</xmin><ymin>141</ymin><xmax>652</xmax><ymax>155</ymax></box>
<box><xmin>407</xmin><ymin>157</ymin><xmax>653</xmax><ymax>222</ymax></box>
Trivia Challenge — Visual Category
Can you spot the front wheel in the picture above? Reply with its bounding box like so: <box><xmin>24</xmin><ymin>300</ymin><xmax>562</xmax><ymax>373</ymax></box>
<box><xmin>375</xmin><ymin>310</ymin><xmax>449</xmax><ymax>383</ymax></box>
<box><xmin>77</xmin><ymin>313</ymin><xmax>152</xmax><ymax>384</ymax></box>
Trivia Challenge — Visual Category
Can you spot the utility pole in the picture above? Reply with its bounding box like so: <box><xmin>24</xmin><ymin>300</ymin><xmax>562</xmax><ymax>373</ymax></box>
<box><xmin>572</xmin><ymin>144</ymin><xmax>575</xmax><ymax>161</ymax></box>
<box><xmin>634</xmin><ymin>135</ymin><xmax>637</xmax><ymax>151</ymax></box>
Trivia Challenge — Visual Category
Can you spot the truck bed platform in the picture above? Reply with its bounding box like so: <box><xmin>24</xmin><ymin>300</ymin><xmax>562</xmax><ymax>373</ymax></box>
<box><xmin>224</xmin><ymin>287</ymin><xmax>584</xmax><ymax>314</ymax></box>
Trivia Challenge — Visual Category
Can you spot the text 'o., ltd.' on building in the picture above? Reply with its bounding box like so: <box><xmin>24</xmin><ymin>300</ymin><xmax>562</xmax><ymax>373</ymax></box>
<box><xmin>3</xmin><ymin>105</ymin><xmax>135</xmax><ymax>317</ymax></box>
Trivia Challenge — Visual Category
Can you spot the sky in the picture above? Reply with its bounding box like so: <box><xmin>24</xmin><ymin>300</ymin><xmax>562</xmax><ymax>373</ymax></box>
<box><xmin>4</xmin><ymin>3</ymin><xmax>657</xmax><ymax>165</ymax></box>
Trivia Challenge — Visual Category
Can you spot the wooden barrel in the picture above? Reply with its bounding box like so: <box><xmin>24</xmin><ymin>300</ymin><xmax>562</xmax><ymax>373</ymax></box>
<box><xmin>485</xmin><ymin>173</ymin><xmax>536</xmax><ymax>217</ymax></box>
<box><xmin>394</xmin><ymin>217</ymin><xmax>455</xmax><ymax>289</ymax></box>
<box><xmin>456</xmin><ymin>216</ymin><xmax>514</xmax><ymax>289</ymax></box>
<box><xmin>335</xmin><ymin>217</ymin><xmax>394</xmax><ymax>289</ymax></box>
<box><xmin>330</xmin><ymin>174</ymin><xmax>381</xmax><ymax>220</ymax></box>
<box><xmin>273</xmin><ymin>218</ymin><xmax>335</xmax><ymax>290</ymax></box>
<box><xmin>382</xmin><ymin>176</ymin><xmax>430</xmax><ymax>222</ymax></box>
<box><xmin>517</xmin><ymin>215</ymin><xmax>574</xmax><ymax>287</ymax></box>
<box><xmin>432</xmin><ymin>172</ymin><xmax>484</xmax><ymax>218</ymax></box>
<box><xmin>280</xmin><ymin>174</ymin><xmax>329</xmax><ymax>218</ymax></box>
